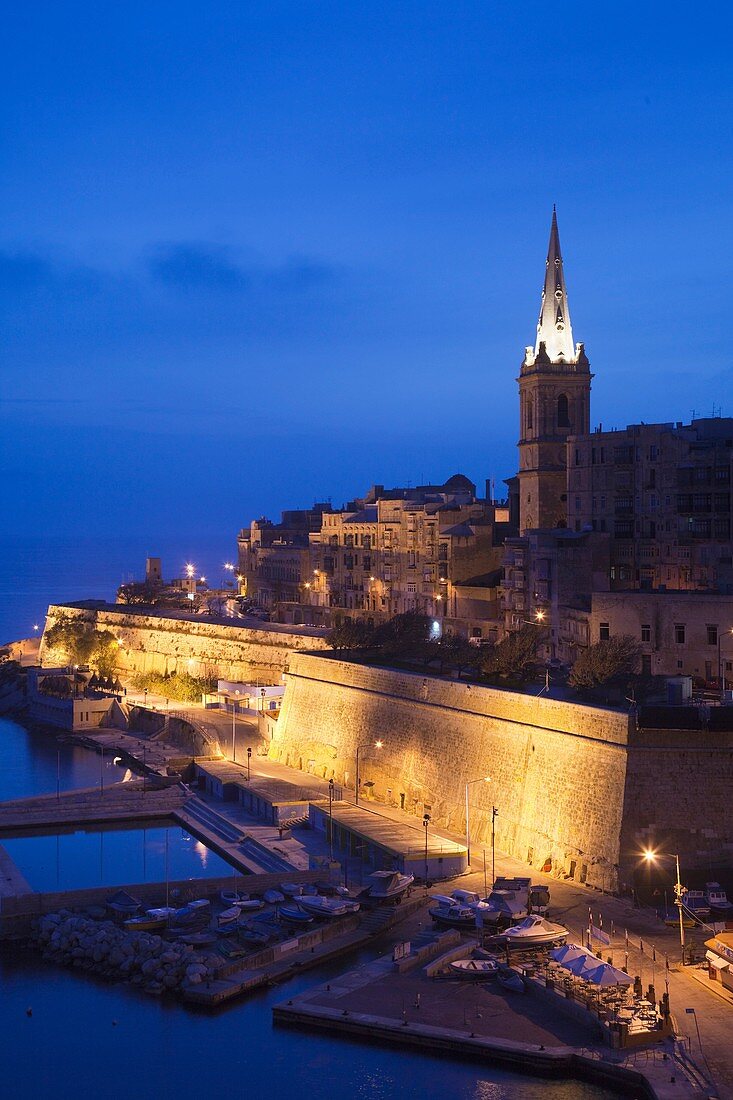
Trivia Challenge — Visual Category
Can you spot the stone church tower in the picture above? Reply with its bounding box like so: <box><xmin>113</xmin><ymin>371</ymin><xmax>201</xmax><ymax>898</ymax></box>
<box><xmin>517</xmin><ymin>208</ymin><xmax>592</xmax><ymax>532</ymax></box>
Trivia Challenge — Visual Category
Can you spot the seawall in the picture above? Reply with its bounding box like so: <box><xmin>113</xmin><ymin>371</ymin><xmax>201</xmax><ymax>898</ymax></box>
<box><xmin>271</xmin><ymin>654</ymin><xmax>632</xmax><ymax>890</ymax></box>
<box><xmin>271</xmin><ymin>654</ymin><xmax>733</xmax><ymax>887</ymax></box>
<box><xmin>40</xmin><ymin>604</ymin><xmax>328</xmax><ymax>682</ymax></box>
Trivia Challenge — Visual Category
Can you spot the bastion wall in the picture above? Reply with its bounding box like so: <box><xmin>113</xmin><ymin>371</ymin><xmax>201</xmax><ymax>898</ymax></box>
<box><xmin>272</xmin><ymin>654</ymin><xmax>733</xmax><ymax>887</ymax></box>
<box><xmin>40</xmin><ymin>604</ymin><xmax>328</xmax><ymax>681</ymax></box>
<box><xmin>271</xmin><ymin>653</ymin><xmax>632</xmax><ymax>890</ymax></box>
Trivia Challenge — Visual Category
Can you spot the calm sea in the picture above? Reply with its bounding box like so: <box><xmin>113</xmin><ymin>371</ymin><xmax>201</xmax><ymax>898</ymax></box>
<box><xmin>0</xmin><ymin>535</ymin><xmax>618</xmax><ymax>1099</ymax></box>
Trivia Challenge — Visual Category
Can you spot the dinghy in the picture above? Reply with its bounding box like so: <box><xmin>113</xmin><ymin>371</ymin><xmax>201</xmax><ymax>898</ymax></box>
<box><xmin>449</xmin><ymin>957</ymin><xmax>499</xmax><ymax>980</ymax></box>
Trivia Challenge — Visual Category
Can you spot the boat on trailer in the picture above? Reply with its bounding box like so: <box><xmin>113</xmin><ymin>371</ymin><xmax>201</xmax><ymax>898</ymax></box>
<box><xmin>449</xmin><ymin>957</ymin><xmax>499</xmax><ymax>980</ymax></box>
<box><xmin>296</xmin><ymin>895</ymin><xmax>359</xmax><ymax>919</ymax></box>
<box><xmin>366</xmin><ymin>870</ymin><xmax>414</xmax><ymax>903</ymax></box>
<box><xmin>497</xmin><ymin>914</ymin><xmax>568</xmax><ymax>948</ymax></box>
<box><xmin>429</xmin><ymin>896</ymin><xmax>476</xmax><ymax>929</ymax></box>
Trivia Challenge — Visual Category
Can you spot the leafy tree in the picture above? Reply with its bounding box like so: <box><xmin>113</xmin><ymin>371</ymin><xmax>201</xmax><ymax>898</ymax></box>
<box><xmin>326</xmin><ymin>620</ymin><xmax>375</xmax><ymax>652</ymax></box>
<box><xmin>373</xmin><ymin>611</ymin><xmax>432</xmax><ymax>659</ymax></box>
<box><xmin>44</xmin><ymin>615</ymin><xmax>120</xmax><ymax>676</ymax></box>
<box><xmin>117</xmin><ymin>582</ymin><xmax>158</xmax><ymax>605</ymax></box>
<box><xmin>131</xmin><ymin>671</ymin><xmax>217</xmax><ymax>702</ymax></box>
<box><xmin>569</xmin><ymin>635</ymin><xmax>641</xmax><ymax>689</ymax></box>
<box><xmin>481</xmin><ymin>625</ymin><xmax>543</xmax><ymax>682</ymax></box>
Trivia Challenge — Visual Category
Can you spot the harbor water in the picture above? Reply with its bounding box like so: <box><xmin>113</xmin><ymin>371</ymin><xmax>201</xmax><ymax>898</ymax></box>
<box><xmin>0</xmin><ymin>717</ymin><xmax>619</xmax><ymax>1099</ymax></box>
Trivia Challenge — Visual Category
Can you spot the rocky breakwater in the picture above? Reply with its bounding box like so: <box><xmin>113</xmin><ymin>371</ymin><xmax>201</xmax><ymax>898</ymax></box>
<box><xmin>34</xmin><ymin>912</ymin><xmax>219</xmax><ymax>996</ymax></box>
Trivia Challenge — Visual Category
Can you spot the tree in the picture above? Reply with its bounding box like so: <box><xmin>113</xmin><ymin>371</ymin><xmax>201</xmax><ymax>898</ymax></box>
<box><xmin>117</xmin><ymin>582</ymin><xmax>158</xmax><ymax>605</ymax></box>
<box><xmin>481</xmin><ymin>625</ymin><xmax>543</xmax><ymax>682</ymax></box>
<box><xmin>326</xmin><ymin>620</ymin><xmax>375</xmax><ymax>652</ymax></box>
<box><xmin>569</xmin><ymin>635</ymin><xmax>641</xmax><ymax>689</ymax></box>
<box><xmin>373</xmin><ymin>611</ymin><xmax>432</xmax><ymax>659</ymax></box>
<box><xmin>44</xmin><ymin>614</ymin><xmax>120</xmax><ymax>676</ymax></box>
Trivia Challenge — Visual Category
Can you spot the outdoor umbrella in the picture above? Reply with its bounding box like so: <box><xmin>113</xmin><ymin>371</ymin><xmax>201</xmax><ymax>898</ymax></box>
<box><xmin>564</xmin><ymin>953</ymin><xmax>600</xmax><ymax>976</ymax></box>
<box><xmin>551</xmin><ymin>943</ymin><xmax>589</xmax><ymax>964</ymax></box>
<box><xmin>582</xmin><ymin>962</ymin><xmax>633</xmax><ymax>987</ymax></box>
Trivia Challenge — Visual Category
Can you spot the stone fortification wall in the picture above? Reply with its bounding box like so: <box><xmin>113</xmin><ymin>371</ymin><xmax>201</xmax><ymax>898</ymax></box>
<box><xmin>40</xmin><ymin>604</ymin><xmax>328</xmax><ymax>682</ymax></box>
<box><xmin>271</xmin><ymin>654</ymin><xmax>633</xmax><ymax>890</ymax></box>
<box><xmin>621</xmin><ymin>726</ymin><xmax>733</xmax><ymax>872</ymax></box>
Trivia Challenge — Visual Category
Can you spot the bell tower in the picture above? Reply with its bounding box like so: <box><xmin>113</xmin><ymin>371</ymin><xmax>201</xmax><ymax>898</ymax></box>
<box><xmin>517</xmin><ymin>208</ymin><xmax>592</xmax><ymax>532</ymax></box>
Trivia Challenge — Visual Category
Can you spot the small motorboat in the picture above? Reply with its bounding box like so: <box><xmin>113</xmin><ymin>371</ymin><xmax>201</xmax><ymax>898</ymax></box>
<box><xmin>366</xmin><ymin>870</ymin><xmax>415</xmax><ymax>903</ymax></box>
<box><xmin>124</xmin><ymin>914</ymin><xmax>168</xmax><ymax>932</ymax></box>
<box><xmin>264</xmin><ymin>889</ymin><xmax>285</xmax><ymax>904</ymax></box>
<box><xmin>218</xmin><ymin>906</ymin><xmax>241</xmax><ymax>925</ymax></box>
<box><xmin>498</xmin><ymin>915</ymin><xmax>568</xmax><ymax>948</ymax></box>
<box><xmin>496</xmin><ymin>964</ymin><xmax>525</xmax><ymax>993</ymax></box>
<box><xmin>705</xmin><ymin>883</ymin><xmax>733</xmax><ymax>914</ymax></box>
<box><xmin>297</xmin><ymin>895</ymin><xmax>357</xmax><ymax>919</ymax></box>
<box><xmin>682</xmin><ymin>890</ymin><xmax>711</xmax><ymax>919</ymax></box>
<box><xmin>280</xmin><ymin>882</ymin><xmax>305</xmax><ymax>897</ymax></box>
<box><xmin>429</xmin><ymin>896</ymin><xmax>476</xmax><ymax>929</ymax></box>
<box><xmin>106</xmin><ymin>890</ymin><xmax>141</xmax><ymax>916</ymax></box>
<box><xmin>278</xmin><ymin>905</ymin><xmax>314</xmax><ymax>925</ymax></box>
<box><xmin>449</xmin><ymin>957</ymin><xmax>499</xmax><ymax>980</ymax></box>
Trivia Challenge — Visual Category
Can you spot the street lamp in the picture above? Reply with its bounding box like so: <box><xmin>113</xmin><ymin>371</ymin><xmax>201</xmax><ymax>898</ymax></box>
<box><xmin>717</xmin><ymin>627</ymin><xmax>733</xmax><ymax>701</ymax></box>
<box><xmin>247</xmin><ymin>745</ymin><xmax>252</xmax><ymax>782</ymax></box>
<box><xmin>231</xmin><ymin>690</ymin><xmax>239</xmax><ymax>763</ymax></box>
<box><xmin>643</xmin><ymin>848</ymin><xmax>686</xmax><ymax>963</ymax></box>
<box><xmin>423</xmin><ymin>813</ymin><xmax>431</xmax><ymax>889</ymax></box>
<box><xmin>491</xmin><ymin>805</ymin><xmax>499</xmax><ymax>887</ymax></box>
<box><xmin>355</xmin><ymin>739</ymin><xmax>384</xmax><ymax>806</ymax></box>
<box><xmin>328</xmin><ymin>777</ymin><xmax>335</xmax><ymax>861</ymax></box>
<box><xmin>464</xmin><ymin>776</ymin><xmax>491</xmax><ymax>866</ymax></box>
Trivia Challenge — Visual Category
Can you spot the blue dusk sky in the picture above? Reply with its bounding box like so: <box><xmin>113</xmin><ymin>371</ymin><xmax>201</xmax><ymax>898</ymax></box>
<box><xmin>2</xmin><ymin>2</ymin><xmax>733</xmax><ymax>553</ymax></box>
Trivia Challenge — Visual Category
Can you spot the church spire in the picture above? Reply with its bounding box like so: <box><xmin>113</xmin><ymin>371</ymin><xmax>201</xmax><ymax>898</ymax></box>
<box><xmin>533</xmin><ymin>206</ymin><xmax>576</xmax><ymax>363</ymax></box>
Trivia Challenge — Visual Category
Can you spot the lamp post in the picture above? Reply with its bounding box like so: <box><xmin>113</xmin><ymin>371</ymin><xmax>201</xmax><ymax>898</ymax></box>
<box><xmin>328</xmin><ymin>778</ymin><xmax>335</xmax><ymax>861</ymax></box>
<box><xmin>99</xmin><ymin>745</ymin><xmax>105</xmax><ymax>797</ymax></box>
<box><xmin>355</xmin><ymin>739</ymin><xmax>384</xmax><ymax>806</ymax></box>
<box><xmin>464</xmin><ymin>776</ymin><xmax>491</xmax><ymax>866</ymax></box>
<box><xmin>423</xmin><ymin>813</ymin><xmax>431</xmax><ymax>889</ymax></box>
<box><xmin>491</xmin><ymin>805</ymin><xmax>498</xmax><ymax>886</ymax></box>
<box><xmin>717</xmin><ymin>627</ymin><xmax>733</xmax><ymax>701</ymax></box>
<box><xmin>247</xmin><ymin>746</ymin><xmax>252</xmax><ymax>783</ymax></box>
<box><xmin>643</xmin><ymin>848</ymin><xmax>686</xmax><ymax>963</ymax></box>
<box><xmin>231</xmin><ymin>690</ymin><xmax>239</xmax><ymax>763</ymax></box>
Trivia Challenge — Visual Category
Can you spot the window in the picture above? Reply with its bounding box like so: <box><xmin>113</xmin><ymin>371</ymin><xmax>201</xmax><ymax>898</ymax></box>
<box><xmin>406</xmin><ymin>582</ymin><xmax>417</xmax><ymax>594</ymax></box>
<box><xmin>557</xmin><ymin>394</ymin><xmax>569</xmax><ymax>428</ymax></box>
<box><xmin>674</xmin><ymin>624</ymin><xmax>685</xmax><ymax>645</ymax></box>
<box><xmin>526</xmin><ymin>400</ymin><xmax>533</xmax><ymax>430</ymax></box>
<box><xmin>707</xmin><ymin>625</ymin><xmax>718</xmax><ymax>646</ymax></box>
<box><xmin>575</xmin><ymin>448</ymin><xmax>580</xmax><ymax>466</ymax></box>
<box><xmin>599</xmin><ymin>622</ymin><xmax>610</xmax><ymax>641</ymax></box>
<box><xmin>641</xmin><ymin>624</ymin><xmax>651</xmax><ymax>643</ymax></box>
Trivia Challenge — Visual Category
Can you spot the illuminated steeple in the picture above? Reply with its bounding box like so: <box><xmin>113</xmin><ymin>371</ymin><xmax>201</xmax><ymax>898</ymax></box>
<box><xmin>530</xmin><ymin>206</ymin><xmax>576</xmax><ymax>364</ymax></box>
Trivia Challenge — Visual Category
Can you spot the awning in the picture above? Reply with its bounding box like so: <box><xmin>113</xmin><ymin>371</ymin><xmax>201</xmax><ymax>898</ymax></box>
<box><xmin>705</xmin><ymin>950</ymin><xmax>730</xmax><ymax>971</ymax></box>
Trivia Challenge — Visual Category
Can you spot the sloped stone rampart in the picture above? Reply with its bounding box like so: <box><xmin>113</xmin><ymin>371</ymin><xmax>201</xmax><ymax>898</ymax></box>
<box><xmin>40</xmin><ymin>604</ymin><xmax>328</xmax><ymax>681</ymax></box>
<box><xmin>271</xmin><ymin>654</ymin><xmax>632</xmax><ymax>890</ymax></box>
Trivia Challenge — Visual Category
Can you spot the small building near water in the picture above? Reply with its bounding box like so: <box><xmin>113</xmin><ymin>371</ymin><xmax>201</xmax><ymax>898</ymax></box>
<box><xmin>704</xmin><ymin>931</ymin><xmax>733</xmax><ymax>994</ymax></box>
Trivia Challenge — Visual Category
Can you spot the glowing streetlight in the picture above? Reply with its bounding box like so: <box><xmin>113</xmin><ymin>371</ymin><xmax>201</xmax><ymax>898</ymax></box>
<box><xmin>355</xmin><ymin>739</ymin><xmax>384</xmax><ymax>806</ymax></box>
<box><xmin>185</xmin><ymin>563</ymin><xmax>196</xmax><ymax>578</ymax></box>
<box><xmin>465</xmin><ymin>776</ymin><xmax>491</xmax><ymax>865</ymax></box>
<box><xmin>33</xmin><ymin>623</ymin><xmax>39</xmax><ymax>633</ymax></box>
<box><xmin>224</xmin><ymin>562</ymin><xmax>234</xmax><ymax>571</ymax></box>
<box><xmin>643</xmin><ymin>848</ymin><xmax>686</xmax><ymax>962</ymax></box>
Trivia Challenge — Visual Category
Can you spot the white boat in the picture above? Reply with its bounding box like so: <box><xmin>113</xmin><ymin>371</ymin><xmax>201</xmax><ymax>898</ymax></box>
<box><xmin>366</xmin><ymin>870</ymin><xmax>414</xmax><ymax>902</ymax></box>
<box><xmin>705</xmin><ymin>882</ymin><xmax>733</xmax><ymax>913</ymax></box>
<box><xmin>449</xmin><ymin>957</ymin><xmax>499</xmax><ymax>980</ymax></box>
<box><xmin>498</xmin><ymin>914</ymin><xmax>568</xmax><ymax>947</ymax></box>
<box><xmin>188</xmin><ymin>898</ymin><xmax>211</xmax><ymax>911</ymax></box>
<box><xmin>682</xmin><ymin>890</ymin><xmax>711</xmax><ymax>918</ymax></box>
<box><xmin>297</xmin><ymin>895</ymin><xmax>359</xmax><ymax>918</ymax></box>
<box><xmin>146</xmin><ymin>906</ymin><xmax>177</xmax><ymax>920</ymax></box>
<box><xmin>264</xmin><ymin>889</ymin><xmax>285</xmax><ymax>904</ymax></box>
<box><xmin>280</xmin><ymin>883</ymin><xmax>305</xmax><ymax>897</ymax></box>
<box><xmin>429</xmin><ymin>899</ymin><xmax>476</xmax><ymax>928</ymax></box>
<box><xmin>221</xmin><ymin>890</ymin><xmax>248</xmax><ymax>906</ymax></box>
<box><xmin>218</xmin><ymin>906</ymin><xmax>241</xmax><ymax>925</ymax></box>
<box><xmin>237</xmin><ymin>898</ymin><xmax>264</xmax><ymax>912</ymax></box>
<box><xmin>451</xmin><ymin>889</ymin><xmax>481</xmax><ymax>906</ymax></box>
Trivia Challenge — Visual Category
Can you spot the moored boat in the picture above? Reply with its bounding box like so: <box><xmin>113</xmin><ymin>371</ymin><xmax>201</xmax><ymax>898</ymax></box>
<box><xmin>705</xmin><ymin>882</ymin><xmax>733</xmax><ymax>913</ymax></box>
<box><xmin>296</xmin><ymin>895</ymin><xmax>357</xmax><ymax>918</ymax></box>
<box><xmin>123</xmin><ymin>914</ymin><xmax>168</xmax><ymax>932</ymax></box>
<box><xmin>280</xmin><ymin>883</ymin><xmax>305</xmax><ymax>897</ymax></box>
<box><xmin>682</xmin><ymin>890</ymin><xmax>711</xmax><ymax>919</ymax></box>
<box><xmin>237</xmin><ymin>898</ymin><xmax>264</xmax><ymax>912</ymax></box>
<box><xmin>366</xmin><ymin>870</ymin><xmax>414</xmax><ymax>903</ymax></box>
<box><xmin>106</xmin><ymin>890</ymin><xmax>142</xmax><ymax>916</ymax></box>
<box><xmin>278</xmin><ymin>905</ymin><xmax>314</xmax><ymax>925</ymax></box>
<box><xmin>264</xmin><ymin>889</ymin><xmax>285</xmax><ymax>904</ymax></box>
<box><xmin>429</xmin><ymin>897</ymin><xmax>476</xmax><ymax>929</ymax></box>
<box><xmin>218</xmin><ymin>905</ymin><xmax>241</xmax><ymax>925</ymax></box>
<box><xmin>498</xmin><ymin>914</ymin><xmax>568</xmax><ymax>947</ymax></box>
<box><xmin>449</xmin><ymin>957</ymin><xmax>499</xmax><ymax>980</ymax></box>
<box><xmin>170</xmin><ymin>905</ymin><xmax>199</xmax><ymax>926</ymax></box>
<box><xmin>221</xmin><ymin>890</ymin><xmax>248</xmax><ymax>906</ymax></box>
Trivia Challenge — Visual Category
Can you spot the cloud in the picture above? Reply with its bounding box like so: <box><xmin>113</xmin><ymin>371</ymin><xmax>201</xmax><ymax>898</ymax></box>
<box><xmin>146</xmin><ymin>242</ymin><xmax>337</xmax><ymax>295</ymax></box>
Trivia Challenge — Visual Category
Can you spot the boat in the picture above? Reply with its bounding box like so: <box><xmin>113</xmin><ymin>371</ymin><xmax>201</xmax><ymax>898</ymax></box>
<box><xmin>528</xmin><ymin>885</ymin><xmax>550</xmax><ymax>915</ymax></box>
<box><xmin>123</xmin><ymin>914</ymin><xmax>168</xmax><ymax>932</ymax></box>
<box><xmin>705</xmin><ymin>882</ymin><xmax>733</xmax><ymax>913</ymax></box>
<box><xmin>278</xmin><ymin>905</ymin><xmax>315</xmax><ymax>925</ymax></box>
<box><xmin>280</xmin><ymin>882</ymin><xmax>305</xmax><ymax>897</ymax></box>
<box><xmin>106</xmin><ymin>889</ymin><xmax>142</xmax><ymax>916</ymax></box>
<box><xmin>170</xmin><ymin>905</ymin><xmax>199</xmax><ymax>927</ymax></box>
<box><xmin>238</xmin><ymin>927</ymin><xmax>271</xmax><ymax>946</ymax></box>
<box><xmin>146</xmin><ymin>907</ymin><xmax>177</xmax><ymax>921</ymax></box>
<box><xmin>187</xmin><ymin>898</ymin><xmax>211</xmax><ymax>911</ymax></box>
<box><xmin>218</xmin><ymin>906</ymin><xmax>241</xmax><ymax>925</ymax></box>
<box><xmin>449</xmin><ymin>957</ymin><xmax>499</xmax><ymax>980</ymax></box>
<box><xmin>366</xmin><ymin>870</ymin><xmax>415</xmax><ymax>903</ymax></box>
<box><xmin>498</xmin><ymin>914</ymin><xmax>568</xmax><ymax>947</ymax></box>
<box><xmin>220</xmin><ymin>890</ymin><xmax>248</xmax><ymax>906</ymax></box>
<box><xmin>296</xmin><ymin>895</ymin><xmax>357</xmax><ymax>918</ymax></box>
<box><xmin>475</xmin><ymin>878</ymin><xmax>531</xmax><ymax>927</ymax></box>
<box><xmin>496</xmin><ymin>964</ymin><xmax>526</xmax><ymax>993</ymax></box>
<box><xmin>681</xmin><ymin>890</ymin><xmax>711</xmax><ymax>919</ymax></box>
<box><xmin>237</xmin><ymin>898</ymin><xmax>264</xmax><ymax>912</ymax></box>
<box><xmin>451</xmin><ymin>889</ymin><xmax>481</xmax><ymax>906</ymax></box>
<box><xmin>264</xmin><ymin>889</ymin><xmax>285</xmax><ymax>904</ymax></box>
<box><xmin>660</xmin><ymin>905</ymin><xmax>696</xmax><ymax>929</ymax></box>
<box><xmin>428</xmin><ymin>897</ymin><xmax>476</xmax><ymax>929</ymax></box>
<box><xmin>180</xmin><ymin>932</ymin><xmax>217</xmax><ymax>946</ymax></box>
